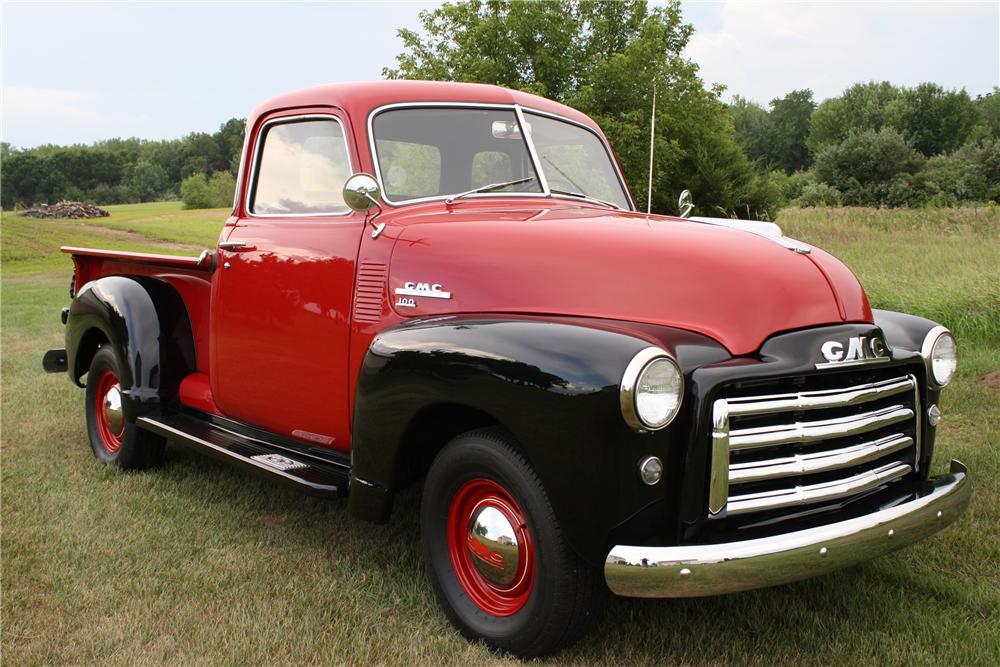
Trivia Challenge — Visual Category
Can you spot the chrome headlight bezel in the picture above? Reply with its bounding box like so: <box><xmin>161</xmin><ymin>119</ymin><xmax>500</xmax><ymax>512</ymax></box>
<box><xmin>620</xmin><ymin>347</ymin><xmax>684</xmax><ymax>432</ymax></box>
<box><xmin>920</xmin><ymin>325</ymin><xmax>957</xmax><ymax>389</ymax></box>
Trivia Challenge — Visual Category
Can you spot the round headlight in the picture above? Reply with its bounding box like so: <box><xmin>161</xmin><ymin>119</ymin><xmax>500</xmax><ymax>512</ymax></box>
<box><xmin>923</xmin><ymin>328</ymin><xmax>957</xmax><ymax>388</ymax></box>
<box><xmin>621</xmin><ymin>348</ymin><xmax>683</xmax><ymax>431</ymax></box>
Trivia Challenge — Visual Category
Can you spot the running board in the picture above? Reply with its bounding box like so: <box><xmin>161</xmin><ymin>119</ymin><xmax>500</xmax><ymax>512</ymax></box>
<box><xmin>137</xmin><ymin>413</ymin><xmax>349</xmax><ymax>498</ymax></box>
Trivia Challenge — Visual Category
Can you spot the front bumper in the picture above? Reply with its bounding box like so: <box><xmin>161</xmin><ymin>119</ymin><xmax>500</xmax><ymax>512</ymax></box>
<box><xmin>605</xmin><ymin>460</ymin><xmax>971</xmax><ymax>598</ymax></box>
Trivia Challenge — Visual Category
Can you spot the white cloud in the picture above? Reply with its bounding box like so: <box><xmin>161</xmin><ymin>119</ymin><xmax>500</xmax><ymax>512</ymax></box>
<box><xmin>684</xmin><ymin>1</ymin><xmax>999</xmax><ymax>105</ymax></box>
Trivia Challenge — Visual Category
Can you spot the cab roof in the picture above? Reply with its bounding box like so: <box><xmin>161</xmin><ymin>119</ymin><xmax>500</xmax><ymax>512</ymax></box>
<box><xmin>249</xmin><ymin>80</ymin><xmax>599</xmax><ymax>134</ymax></box>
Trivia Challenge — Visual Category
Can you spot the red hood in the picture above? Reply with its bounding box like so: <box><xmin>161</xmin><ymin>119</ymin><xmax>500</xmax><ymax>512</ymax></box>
<box><xmin>386</xmin><ymin>204</ymin><xmax>871</xmax><ymax>355</ymax></box>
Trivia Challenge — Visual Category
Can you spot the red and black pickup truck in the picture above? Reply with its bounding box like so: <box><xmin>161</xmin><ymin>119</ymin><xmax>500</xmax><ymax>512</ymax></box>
<box><xmin>45</xmin><ymin>81</ymin><xmax>970</xmax><ymax>658</ymax></box>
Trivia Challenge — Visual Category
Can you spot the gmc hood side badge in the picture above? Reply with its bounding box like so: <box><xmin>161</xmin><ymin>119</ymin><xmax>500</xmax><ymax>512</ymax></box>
<box><xmin>816</xmin><ymin>335</ymin><xmax>889</xmax><ymax>368</ymax></box>
<box><xmin>395</xmin><ymin>281</ymin><xmax>452</xmax><ymax>308</ymax></box>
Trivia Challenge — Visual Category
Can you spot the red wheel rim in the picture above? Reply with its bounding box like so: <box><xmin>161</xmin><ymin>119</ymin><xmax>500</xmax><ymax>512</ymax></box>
<box><xmin>447</xmin><ymin>478</ymin><xmax>534</xmax><ymax>616</ymax></box>
<box><xmin>94</xmin><ymin>370</ymin><xmax>124</xmax><ymax>453</ymax></box>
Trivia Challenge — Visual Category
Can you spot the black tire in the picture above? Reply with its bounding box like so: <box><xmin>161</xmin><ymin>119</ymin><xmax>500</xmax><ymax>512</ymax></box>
<box><xmin>421</xmin><ymin>427</ymin><xmax>606</xmax><ymax>658</ymax></box>
<box><xmin>85</xmin><ymin>346</ymin><xmax>165</xmax><ymax>470</ymax></box>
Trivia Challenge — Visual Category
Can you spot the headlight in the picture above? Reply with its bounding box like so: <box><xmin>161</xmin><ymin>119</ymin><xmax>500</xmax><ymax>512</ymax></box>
<box><xmin>621</xmin><ymin>347</ymin><xmax>683</xmax><ymax>431</ymax></box>
<box><xmin>921</xmin><ymin>326</ymin><xmax>957</xmax><ymax>388</ymax></box>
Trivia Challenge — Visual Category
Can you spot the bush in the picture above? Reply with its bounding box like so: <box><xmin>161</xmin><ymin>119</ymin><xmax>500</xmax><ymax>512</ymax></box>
<box><xmin>919</xmin><ymin>140</ymin><xmax>1000</xmax><ymax>205</ymax></box>
<box><xmin>180</xmin><ymin>171</ymin><xmax>235</xmax><ymax>209</ymax></box>
<box><xmin>794</xmin><ymin>182</ymin><xmax>843</xmax><ymax>207</ymax></box>
<box><xmin>813</xmin><ymin>128</ymin><xmax>924</xmax><ymax>206</ymax></box>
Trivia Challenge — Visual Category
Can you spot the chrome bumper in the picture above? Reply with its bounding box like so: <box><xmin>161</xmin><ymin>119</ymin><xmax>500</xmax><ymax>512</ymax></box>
<box><xmin>605</xmin><ymin>460</ymin><xmax>971</xmax><ymax>598</ymax></box>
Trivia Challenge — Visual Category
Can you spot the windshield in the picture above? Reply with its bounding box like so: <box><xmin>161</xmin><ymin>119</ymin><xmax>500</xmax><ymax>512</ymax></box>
<box><xmin>372</xmin><ymin>108</ymin><xmax>542</xmax><ymax>203</ymax></box>
<box><xmin>371</xmin><ymin>106</ymin><xmax>631</xmax><ymax>209</ymax></box>
<box><xmin>523</xmin><ymin>112</ymin><xmax>631</xmax><ymax>210</ymax></box>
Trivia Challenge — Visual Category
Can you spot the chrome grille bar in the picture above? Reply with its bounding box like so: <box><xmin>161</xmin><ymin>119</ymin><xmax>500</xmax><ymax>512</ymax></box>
<box><xmin>729</xmin><ymin>433</ymin><xmax>913</xmax><ymax>483</ymax></box>
<box><xmin>725</xmin><ymin>377</ymin><xmax>914</xmax><ymax>417</ymax></box>
<box><xmin>727</xmin><ymin>462</ymin><xmax>912</xmax><ymax>515</ymax></box>
<box><xmin>708</xmin><ymin>373</ymin><xmax>920</xmax><ymax>517</ymax></box>
<box><xmin>728</xmin><ymin>404</ymin><xmax>914</xmax><ymax>451</ymax></box>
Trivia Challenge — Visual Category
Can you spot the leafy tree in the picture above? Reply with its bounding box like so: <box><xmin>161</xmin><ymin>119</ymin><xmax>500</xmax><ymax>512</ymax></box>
<box><xmin>767</xmin><ymin>89</ymin><xmax>815</xmax><ymax>172</ymax></box>
<box><xmin>884</xmin><ymin>83</ymin><xmax>977</xmax><ymax>156</ymax></box>
<box><xmin>126</xmin><ymin>160</ymin><xmax>169</xmax><ymax>202</ymax></box>
<box><xmin>385</xmin><ymin>0</ymin><xmax>778</xmax><ymax>218</ymax></box>
<box><xmin>974</xmin><ymin>88</ymin><xmax>1000</xmax><ymax>140</ymax></box>
<box><xmin>729</xmin><ymin>96</ymin><xmax>771</xmax><ymax>166</ymax></box>
<box><xmin>180</xmin><ymin>171</ymin><xmax>235</xmax><ymax>209</ymax></box>
<box><xmin>807</xmin><ymin>81</ymin><xmax>901</xmax><ymax>152</ymax></box>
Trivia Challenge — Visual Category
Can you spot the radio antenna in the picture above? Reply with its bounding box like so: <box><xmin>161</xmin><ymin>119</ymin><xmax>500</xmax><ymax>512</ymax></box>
<box><xmin>646</xmin><ymin>82</ymin><xmax>656</xmax><ymax>214</ymax></box>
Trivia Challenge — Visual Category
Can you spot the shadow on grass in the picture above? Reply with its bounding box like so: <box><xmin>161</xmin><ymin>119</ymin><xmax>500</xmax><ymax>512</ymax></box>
<box><xmin>151</xmin><ymin>443</ymin><xmax>993</xmax><ymax>665</ymax></box>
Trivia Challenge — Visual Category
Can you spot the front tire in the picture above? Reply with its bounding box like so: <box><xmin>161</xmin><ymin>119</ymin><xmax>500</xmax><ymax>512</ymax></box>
<box><xmin>421</xmin><ymin>428</ymin><xmax>606</xmax><ymax>658</ymax></box>
<box><xmin>85</xmin><ymin>346</ymin><xmax>165</xmax><ymax>470</ymax></box>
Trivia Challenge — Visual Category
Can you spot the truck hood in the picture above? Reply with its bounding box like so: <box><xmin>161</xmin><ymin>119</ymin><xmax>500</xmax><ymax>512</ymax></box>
<box><xmin>386</xmin><ymin>205</ymin><xmax>871</xmax><ymax>355</ymax></box>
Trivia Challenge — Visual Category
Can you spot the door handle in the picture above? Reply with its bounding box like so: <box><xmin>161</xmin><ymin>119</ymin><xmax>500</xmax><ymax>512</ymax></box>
<box><xmin>218</xmin><ymin>241</ymin><xmax>256</xmax><ymax>252</ymax></box>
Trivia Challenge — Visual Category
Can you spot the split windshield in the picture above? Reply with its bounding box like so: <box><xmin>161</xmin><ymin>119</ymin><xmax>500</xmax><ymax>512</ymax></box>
<box><xmin>371</xmin><ymin>107</ymin><xmax>631</xmax><ymax>209</ymax></box>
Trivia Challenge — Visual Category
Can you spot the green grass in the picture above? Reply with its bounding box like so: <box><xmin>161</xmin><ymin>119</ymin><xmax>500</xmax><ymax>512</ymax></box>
<box><xmin>2</xmin><ymin>204</ymin><xmax>998</xmax><ymax>665</ymax></box>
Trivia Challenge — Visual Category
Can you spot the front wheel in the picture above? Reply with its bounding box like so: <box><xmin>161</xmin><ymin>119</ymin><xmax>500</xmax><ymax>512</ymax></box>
<box><xmin>85</xmin><ymin>346</ymin><xmax>165</xmax><ymax>470</ymax></box>
<box><xmin>421</xmin><ymin>428</ymin><xmax>606</xmax><ymax>658</ymax></box>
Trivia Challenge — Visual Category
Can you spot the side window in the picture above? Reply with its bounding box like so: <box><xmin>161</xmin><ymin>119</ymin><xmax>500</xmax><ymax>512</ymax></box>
<box><xmin>375</xmin><ymin>139</ymin><xmax>441</xmax><ymax>198</ymax></box>
<box><xmin>250</xmin><ymin>118</ymin><xmax>351</xmax><ymax>215</ymax></box>
<box><xmin>471</xmin><ymin>151</ymin><xmax>513</xmax><ymax>188</ymax></box>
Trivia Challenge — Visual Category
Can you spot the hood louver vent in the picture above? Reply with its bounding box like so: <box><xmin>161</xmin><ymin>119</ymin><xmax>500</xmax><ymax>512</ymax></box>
<box><xmin>354</xmin><ymin>261</ymin><xmax>387</xmax><ymax>323</ymax></box>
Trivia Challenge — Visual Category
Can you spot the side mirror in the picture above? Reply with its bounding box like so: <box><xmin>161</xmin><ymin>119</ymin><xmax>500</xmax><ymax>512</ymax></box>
<box><xmin>343</xmin><ymin>173</ymin><xmax>382</xmax><ymax>212</ymax></box>
<box><xmin>678</xmin><ymin>189</ymin><xmax>694</xmax><ymax>218</ymax></box>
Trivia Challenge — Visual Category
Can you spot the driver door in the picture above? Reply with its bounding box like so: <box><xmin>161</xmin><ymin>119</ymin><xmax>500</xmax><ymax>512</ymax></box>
<box><xmin>210</xmin><ymin>111</ymin><xmax>363</xmax><ymax>452</ymax></box>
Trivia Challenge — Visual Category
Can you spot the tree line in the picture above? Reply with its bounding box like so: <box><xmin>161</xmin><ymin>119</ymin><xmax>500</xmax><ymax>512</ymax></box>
<box><xmin>732</xmin><ymin>82</ymin><xmax>1000</xmax><ymax>208</ymax></box>
<box><xmin>2</xmin><ymin>0</ymin><xmax>997</xmax><ymax>217</ymax></box>
<box><xmin>1</xmin><ymin>119</ymin><xmax>244</xmax><ymax>210</ymax></box>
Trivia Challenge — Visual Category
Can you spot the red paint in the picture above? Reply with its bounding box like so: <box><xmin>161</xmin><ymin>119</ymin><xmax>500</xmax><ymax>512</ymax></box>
<box><xmin>94</xmin><ymin>370</ymin><xmax>123</xmax><ymax>453</ymax></box>
<box><xmin>447</xmin><ymin>478</ymin><xmax>535</xmax><ymax>616</ymax></box>
<box><xmin>63</xmin><ymin>81</ymin><xmax>875</xmax><ymax>453</ymax></box>
<box><xmin>381</xmin><ymin>201</ymin><xmax>872</xmax><ymax>355</ymax></box>
<box><xmin>179</xmin><ymin>372</ymin><xmax>222</xmax><ymax>416</ymax></box>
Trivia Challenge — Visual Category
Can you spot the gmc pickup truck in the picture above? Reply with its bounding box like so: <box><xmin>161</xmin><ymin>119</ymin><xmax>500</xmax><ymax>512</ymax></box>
<box><xmin>45</xmin><ymin>81</ymin><xmax>970</xmax><ymax>658</ymax></box>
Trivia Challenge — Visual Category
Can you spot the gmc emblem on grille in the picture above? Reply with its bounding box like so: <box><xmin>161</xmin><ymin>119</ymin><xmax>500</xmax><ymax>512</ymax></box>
<box><xmin>818</xmin><ymin>335</ymin><xmax>888</xmax><ymax>368</ymax></box>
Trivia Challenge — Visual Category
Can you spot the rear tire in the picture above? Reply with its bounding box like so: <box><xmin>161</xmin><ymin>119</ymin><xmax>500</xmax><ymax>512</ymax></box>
<box><xmin>421</xmin><ymin>428</ymin><xmax>606</xmax><ymax>658</ymax></box>
<box><xmin>85</xmin><ymin>346</ymin><xmax>165</xmax><ymax>470</ymax></box>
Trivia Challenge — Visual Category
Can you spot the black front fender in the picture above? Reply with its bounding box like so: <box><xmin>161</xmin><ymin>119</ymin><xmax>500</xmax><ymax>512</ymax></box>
<box><xmin>66</xmin><ymin>276</ymin><xmax>196</xmax><ymax>420</ymax></box>
<box><xmin>349</xmin><ymin>315</ymin><xmax>729</xmax><ymax>563</ymax></box>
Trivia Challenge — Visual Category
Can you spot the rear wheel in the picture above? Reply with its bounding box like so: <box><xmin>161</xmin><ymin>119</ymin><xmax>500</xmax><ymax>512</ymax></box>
<box><xmin>85</xmin><ymin>346</ymin><xmax>165</xmax><ymax>469</ymax></box>
<box><xmin>421</xmin><ymin>428</ymin><xmax>606</xmax><ymax>658</ymax></box>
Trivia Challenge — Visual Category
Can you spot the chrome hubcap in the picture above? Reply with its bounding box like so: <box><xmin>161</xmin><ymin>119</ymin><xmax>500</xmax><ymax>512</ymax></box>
<box><xmin>467</xmin><ymin>504</ymin><xmax>520</xmax><ymax>588</ymax></box>
<box><xmin>103</xmin><ymin>384</ymin><xmax>124</xmax><ymax>435</ymax></box>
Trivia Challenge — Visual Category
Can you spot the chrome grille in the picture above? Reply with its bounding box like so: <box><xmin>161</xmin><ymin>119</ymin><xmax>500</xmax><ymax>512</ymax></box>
<box><xmin>710</xmin><ymin>373</ymin><xmax>920</xmax><ymax>517</ymax></box>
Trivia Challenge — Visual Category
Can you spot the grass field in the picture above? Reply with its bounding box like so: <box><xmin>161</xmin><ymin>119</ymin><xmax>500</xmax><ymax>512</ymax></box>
<box><xmin>2</xmin><ymin>202</ymin><xmax>998</xmax><ymax>665</ymax></box>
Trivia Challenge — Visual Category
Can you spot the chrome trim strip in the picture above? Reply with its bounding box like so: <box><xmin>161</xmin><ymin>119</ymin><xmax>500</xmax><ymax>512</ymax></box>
<box><xmin>365</xmin><ymin>100</ymin><xmax>635</xmax><ymax>210</ymax></box>
<box><xmin>244</xmin><ymin>114</ymin><xmax>355</xmax><ymax>219</ymax></box>
<box><xmin>729</xmin><ymin>433</ymin><xmax>914</xmax><ymax>484</ymax></box>
<box><xmin>814</xmin><ymin>356</ymin><xmax>891</xmax><ymax>370</ymax></box>
<box><xmin>728</xmin><ymin>404</ymin><xmax>914</xmax><ymax>451</ymax></box>
<box><xmin>726</xmin><ymin>461</ymin><xmax>912</xmax><ymax>515</ymax></box>
<box><xmin>605</xmin><ymin>461</ymin><xmax>970</xmax><ymax>598</ymax></box>
<box><xmin>514</xmin><ymin>103</ymin><xmax>551</xmax><ymax>196</ymax></box>
<box><xmin>725</xmin><ymin>376</ymin><xmax>914</xmax><ymax>416</ymax></box>
<box><xmin>708</xmin><ymin>399</ymin><xmax>729</xmax><ymax>514</ymax></box>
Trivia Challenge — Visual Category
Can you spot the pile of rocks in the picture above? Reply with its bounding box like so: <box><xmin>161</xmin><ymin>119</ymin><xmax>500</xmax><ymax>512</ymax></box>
<box><xmin>19</xmin><ymin>201</ymin><xmax>110</xmax><ymax>219</ymax></box>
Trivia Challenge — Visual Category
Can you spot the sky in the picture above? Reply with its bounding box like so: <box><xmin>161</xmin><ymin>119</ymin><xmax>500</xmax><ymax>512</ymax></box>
<box><xmin>2</xmin><ymin>0</ymin><xmax>998</xmax><ymax>148</ymax></box>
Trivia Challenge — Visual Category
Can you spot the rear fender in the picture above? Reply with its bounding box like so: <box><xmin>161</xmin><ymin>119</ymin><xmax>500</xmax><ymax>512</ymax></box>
<box><xmin>66</xmin><ymin>276</ymin><xmax>196</xmax><ymax>420</ymax></box>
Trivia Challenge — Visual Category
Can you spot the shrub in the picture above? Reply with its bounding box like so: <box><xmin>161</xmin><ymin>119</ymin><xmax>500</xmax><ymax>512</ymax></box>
<box><xmin>793</xmin><ymin>182</ymin><xmax>843</xmax><ymax>207</ymax></box>
<box><xmin>181</xmin><ymin>171</ymin><xmax>235</xmax><ymax>209</ymax></box>
<box><xmin>813</xmin><ymin>128</ymin><xmax>924</xmax><ymax>206</ymax></box>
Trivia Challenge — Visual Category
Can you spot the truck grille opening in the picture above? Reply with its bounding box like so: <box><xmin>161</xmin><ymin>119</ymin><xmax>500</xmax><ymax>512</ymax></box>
<box><xmin>709</xmin><ymin>371</ymin><xmax>920</xmax><ymax>517</ymax></box>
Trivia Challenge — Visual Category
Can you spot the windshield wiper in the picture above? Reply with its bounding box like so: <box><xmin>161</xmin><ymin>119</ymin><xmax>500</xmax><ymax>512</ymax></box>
<box><xmin>445</xmin><ymin>177</ymin><xmax>536</xmax><ymax>204</ymax></box>
<box><xmin>549</xmin><ymin>188</ymin><xmax>622</xmax><ymax>210</ymax></box>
